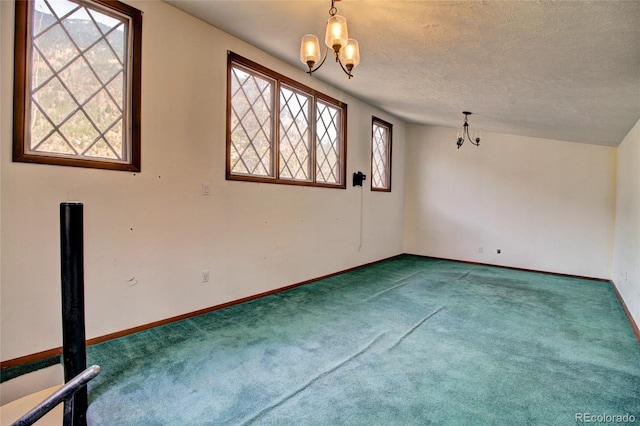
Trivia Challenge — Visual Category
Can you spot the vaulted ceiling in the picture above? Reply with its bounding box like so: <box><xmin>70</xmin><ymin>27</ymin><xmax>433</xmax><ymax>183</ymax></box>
<box><xmin>165</xmin><ymin>0</ymin><xmax>640</xmax><ymax>147</ymax></box>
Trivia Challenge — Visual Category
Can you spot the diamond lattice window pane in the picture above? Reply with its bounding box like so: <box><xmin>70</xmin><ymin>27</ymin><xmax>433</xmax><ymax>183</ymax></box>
<box><xmin>58</xmin><ymin>57</ymin><xmax>102</xmax><ymax>104</ymax></box>
<box><xmin>230</xmin><ymin>66</ymin><xmax>274</xmax><ymax>176</ymax></box>
<box><xmin>106</xmin><ymin>72</ymin><xmax>124</xmax><ymax>109</ymax></box>
<box><xmin>46</xmin><ymin>0</ymin><xmax>80</xmax><ymax>21</ymax></box>
<box><xmin>32</xmin><ymin>77</ymin><xmax>77</xmax><ymax>125</ymax></box>
<box><xmin>316</xmin><ymin>101</ymin><xmax>341</xmax><ymax>184</ymax></box>
<box><xmin>105</xmin><ymin>24</ymin><xmax>126</xmax><ymax>62</ymax></box>
<box><xmin>84</xmin><ymin>137</ymin><xmax>118</xmax><ymax>159</ymax></box>
<box><xmin>62</xmin><ymin>7</ymin><xmax>102</xmax><ymax>50</ymax></box>
<box><xmin>279</xmin><ymin>86</ymin><xmax>311</xmax><ymax>180</ymax></box>
<box><xmin>372</xmin><ymin>122</ymin><xmax>389</xmax><ymax>189</ymax></box>
<box><xmin>37</xmin><ymin>132</ymin><xmax>75</xmax><ymax>155</ymax></box>
<box><xmin>59</xmin><ymin>110</ymin><xmax>99</xmax><ymax>154</ymax></box>
<box><xmin>34</xmin><ymin>23</ymin><xmax>78</xmax><ymax>72</ymax></box>
<box><xmin>30</xmin><ymin>106</ymin><xmax>54</xmax><ymax>147</ymax></box>
<box><xmin>32</xmin><ymin>0</ymin><xmax>59</xmax><ymax>37</ymax></box>
<box><xmin>25</xmin><ymin>0</ymin><xmax>131</xmax><ymax>163</ymax></box>
<box><xmin>84</xmin><ymin>89</ymin><xmax>120</xmax><ymax>132</ymax></box>
<box><xmin>85</xmin><ymin>40</ymin><xmax>122</xmax><ymax>84</ymax></box>
<box><xmin>105</xmin><ymin>119</ymin><xmax>124</xmax><ymax>156</ymax></box>
<box><xmin>31</xmin><ymin>50</ymin><xmax>54</xmax><ymax>89</ymax></box>
<box><xmin>89</xmin><ymin>8</ymin><xmax>122</xmax><ymax>34</ymax></box>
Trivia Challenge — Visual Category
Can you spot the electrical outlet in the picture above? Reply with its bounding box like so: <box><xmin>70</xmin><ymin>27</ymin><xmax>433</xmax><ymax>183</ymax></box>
<box><xmin>478</xmin><ymin>247</ymin><xmax>483</xmax><ymax>253</ymax></box>
<box><xmin>201</xmin><ymin>183</ymin><xmax>211</xmax><ymax>196</ymax></box>
<box><xmin>201</xmin><ymin>269</ymin><xmax>210</xmax><ymax>283</ymax></box>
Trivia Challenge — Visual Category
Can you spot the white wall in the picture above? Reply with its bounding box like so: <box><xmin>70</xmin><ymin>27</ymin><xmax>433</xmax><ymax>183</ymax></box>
<box><xmin>404</xmin><ymin>125</ymin><xmax>616</xmax><ymax>279</ymax></box>
<box><xmin>2</xmin><ymin>0</ymin><xmax>634</xmax><ymax>371</ymax></box>
<box><xmin>612</xmin><ymin>118</ymin><xmax>640</xmax><ymax>327</ymax></box>
<box><xmin>0</xmin><ymin>0</ymin><xmax>406</xmax><ymax>362</ymax></box>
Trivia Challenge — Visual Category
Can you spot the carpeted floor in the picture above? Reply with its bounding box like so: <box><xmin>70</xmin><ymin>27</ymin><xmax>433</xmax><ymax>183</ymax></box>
<box><xmin>85</xmin><ymin>256</ymin><xmax>640</xmax><ymax>425</ymax></box>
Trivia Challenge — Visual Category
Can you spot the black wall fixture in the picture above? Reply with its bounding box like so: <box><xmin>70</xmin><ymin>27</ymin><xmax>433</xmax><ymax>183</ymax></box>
<box><xmin>353</xmin><ymin>171</ymin><xmax>366</xmax><ymax>186</ymax></box>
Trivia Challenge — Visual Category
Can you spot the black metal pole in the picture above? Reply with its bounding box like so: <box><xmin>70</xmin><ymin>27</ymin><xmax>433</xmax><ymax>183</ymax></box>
<box><xmin>60</xmin><ymin>202</ymin><xmax>87</xmax><ymax>426</ymax></box>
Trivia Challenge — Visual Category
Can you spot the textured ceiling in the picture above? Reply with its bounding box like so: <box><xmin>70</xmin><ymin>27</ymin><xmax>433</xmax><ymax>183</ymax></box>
<box><xmin>165</xmin><ymin>0</ymin><xmax>640</xmax><ymax>147</ymax></box>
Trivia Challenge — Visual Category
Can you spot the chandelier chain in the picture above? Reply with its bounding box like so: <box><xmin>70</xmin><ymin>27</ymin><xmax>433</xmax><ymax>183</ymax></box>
<box><xmin>329</xmin><ymin>0</ymin><xmax>337</xmax><ymax>16</ymax></box>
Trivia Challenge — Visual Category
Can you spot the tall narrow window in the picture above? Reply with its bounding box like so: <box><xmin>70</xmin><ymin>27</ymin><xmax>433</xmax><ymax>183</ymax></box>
<box><xmin>13</xmin><ymin>0</ymin><xmax>142</xmax><ymax>171</ymax></box>
<box><xmin>279</xmin><ymin>85</ymin><xmax>311</xmax><ymax>180</ymax></box>
<box><xmin>316</xmin><ymin>101</ymin><xmax>341</xmax><ymax>185</ymax></box>
<box><xmin>371</xmin><ymin>117</ymin><xmax>392</xmax><ymax>192</ymax></box>
<box><xmin>227</xmin><ymin>52</ymin><xmax>347</xmax><ymax>188</ymax></box>
<box><xmin>229</xmin><ymin>63</ymin><xmax>275</xmax><ymax>177</ymax></box>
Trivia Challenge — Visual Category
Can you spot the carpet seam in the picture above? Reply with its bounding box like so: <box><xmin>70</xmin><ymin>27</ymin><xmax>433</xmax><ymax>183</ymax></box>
<box><xmin>454</xmin><ymin>270</ymin><xmax>472</xmax><ymax>281</ymax></box>
<box><xmin>239</xmin><ymin>333</ymin><xmax>387</xmax><ymax>425</ymax></box>
<box><xmin>388</xmin><ymin>306</ymin><xmax>445</xmax><ymax>351</ymax></box>
<box><xmin>364</xmin><ymin>270</ymin><xmax>428</xmax><ymax>302</ymax></box>
<box><xmin>364</xmin><ymin>282</ymin><xmax>411</xmax><ymax>302</ymax></box>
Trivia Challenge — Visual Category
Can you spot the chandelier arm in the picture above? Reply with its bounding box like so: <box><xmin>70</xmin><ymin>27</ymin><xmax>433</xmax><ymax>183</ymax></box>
<box><xmin>307</xmin><ymin>47</ymin><xmax>330</xmax><ymax>75</ymax></box>
<box><xmin>461</xmin><ymin>123</ymin><xmax>479</xmax><ymax>146</ymax></box>
<box><xmin>336</xmin><ymin>54</ymin><xmax>354</xmax><ymax>78</ymax></box>
<box><xmin>465</xmin><ymin>136</ymin><xmax>480</xmax><ymax>146</ymax></box>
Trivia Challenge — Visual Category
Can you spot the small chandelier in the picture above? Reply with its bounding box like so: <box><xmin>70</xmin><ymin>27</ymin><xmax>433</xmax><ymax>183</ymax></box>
<box><xmin>456</xmin><ymin>111</ymin><xmax>482</xmax><ymax>149</ymax></box>
<box><xmin>299</xmin><ymin>0</ymin><xmax>360</xmax><ymax>79</ymax></box>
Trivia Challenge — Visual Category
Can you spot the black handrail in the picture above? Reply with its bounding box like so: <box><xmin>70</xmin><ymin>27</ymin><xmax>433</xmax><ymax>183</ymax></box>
<box><xmin>11</xmin><ymin>365</ymin><xmax>100</xmax><ymax>426</ymax></box>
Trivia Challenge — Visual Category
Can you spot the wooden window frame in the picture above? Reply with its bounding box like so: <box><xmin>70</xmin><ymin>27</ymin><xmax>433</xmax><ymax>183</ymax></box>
<box><xmin>371</xmin><ymin>116</ymin><xmax>392</xmax><ymax>192</ymax></box>
<box><xmin>226</xmin><ymin>51</ymin><xmax>347</xmax><ymax>189</ymax></box>
<box><xmin>13</xmin><ymin>0</ymin><xmax>143</xmax><ymax>171</ymax></box>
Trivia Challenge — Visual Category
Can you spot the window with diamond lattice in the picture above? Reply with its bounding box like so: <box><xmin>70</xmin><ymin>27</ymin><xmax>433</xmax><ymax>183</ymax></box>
<box><xmin>371</xmin><ymin>117</ymin><xmax>392</xmax><ymax>192</ymax></box>
<box><xmin>13</xmin><ymin>0</ymin><xmax>142</xmax><ymax>171</ymax></box>
<box><xmin>279</xmin><ymin>86</ymin><xmax>311</xmax><ymax>181</ymax></box>
<box><xmin>316</xmin><ymin>101</ymin><xmax>341</xmax><ymax>184</ymax></box>
<box><xmin>229</xmin><ymin>64</ymin><xmax>275</xmax><ymax>177</ymax></box>
<box><xmin>227</xmin><ymin>52</ymin><xmax>346</xmax><ymax>188</ymax></box>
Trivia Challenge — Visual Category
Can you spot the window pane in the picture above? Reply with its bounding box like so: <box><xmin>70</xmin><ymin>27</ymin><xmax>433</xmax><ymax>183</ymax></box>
<box><xmin>316</xmin><ymin>101</ymin><xmax>341</xmax><ymax>184</ymax></box>
<box><xmin>372</xmin><ymin>118</ymin><xmax>392</xmax><ymax>191</ymax></box>
<box><xmin>279</xmin><ymin>86</ymin><xmax>311</xmax><ymax>180</ymax></box>
<box><xmin>230</xmin><ymin>66</ymin><xmax>274</xmax><ymax>176</ymax></box>
<box><xmin>14</xmin><ymin>0</ymin><xmax>142</xmax><ymax>170</ymax></box>
<box><xmin>28</xmin><ymin>0</ymin><xmax>129</xmax><ymax>161</ymax></box>
<box><xmin>226</xmin><ymin>52</ymin><xmax>346</xmax><ymax>188</ymax></box>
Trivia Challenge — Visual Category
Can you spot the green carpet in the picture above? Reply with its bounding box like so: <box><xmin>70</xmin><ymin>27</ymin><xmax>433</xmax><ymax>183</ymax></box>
<box><xmin>86</xmin><ymin>256</ymin><xmax>640</xmax><ymax>425</ymax></box>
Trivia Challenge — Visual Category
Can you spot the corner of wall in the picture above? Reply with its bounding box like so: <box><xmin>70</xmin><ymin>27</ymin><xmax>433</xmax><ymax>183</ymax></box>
<box><xmin>612</xmin><ymin>117</ymin><xmax>640</xmax><ymax>329</ymax></box>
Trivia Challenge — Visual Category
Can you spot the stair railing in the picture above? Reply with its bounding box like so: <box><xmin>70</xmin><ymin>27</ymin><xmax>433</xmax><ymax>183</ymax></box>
<box><xmin>11</xmin><ymin>365</ymin><xmax>100</xmax><ymax>426</ymax></box>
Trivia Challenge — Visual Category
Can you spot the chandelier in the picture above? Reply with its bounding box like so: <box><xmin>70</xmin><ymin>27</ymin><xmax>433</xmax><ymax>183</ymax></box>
<box><xmin>456</xmin><ymin>111</ymin><xmax>482</xmax><ymax>149</ymax></box>
<box><xmin>299</xmin><ymin>0</ymin><xmax>360</xmax><ymax>79</ymax></box>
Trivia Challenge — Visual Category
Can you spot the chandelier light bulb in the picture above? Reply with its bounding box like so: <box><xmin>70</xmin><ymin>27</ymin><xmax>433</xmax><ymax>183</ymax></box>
<box><xmin>325</xmin><ymin>14</ymin><xmax>348</xmax><ymax>53</ymax></box>
<box><xmin>339</xmin><ymin>39</ymin><xmax>360</xmax><ymax>71</ymax></box>
<box><xmin>300</xmin><ymin>34</ymin><xmax>321</xmax><ymax>69</ymax></box>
